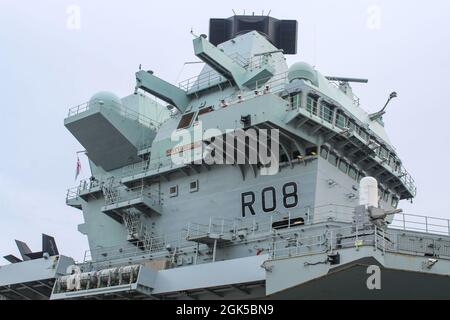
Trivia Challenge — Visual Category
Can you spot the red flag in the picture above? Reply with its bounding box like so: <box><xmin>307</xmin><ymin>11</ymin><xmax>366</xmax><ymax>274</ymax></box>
<box><xmin>75</xmin><ymin>156</ymin><xmax>81</xmax><ymax>180</ymax></box>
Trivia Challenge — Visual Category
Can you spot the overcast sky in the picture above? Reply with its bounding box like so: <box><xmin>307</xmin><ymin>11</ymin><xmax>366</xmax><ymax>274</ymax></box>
<box><xmin>1</xmin><ymin>1</ymin><xmax>449</xmax><ymax>263</ymax></box>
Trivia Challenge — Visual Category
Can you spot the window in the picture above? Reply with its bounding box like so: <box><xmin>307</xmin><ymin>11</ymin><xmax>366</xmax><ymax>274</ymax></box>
<box><xmin>189</xmin><ymin>180</ymin><xmax>199</xmax><ymax>193</ymax></box>
<box><xmin>348</xmin><ymin>120</ymin><xmax>357</xmax><ymax>133</ymax></box>
<box><xmin>320</xmin><ymin>147</ymin><xmax>329</xmax><ymax>159</ymax></box>
<box><xmin>391</xmin><ymin>197</ymin><xmax>399</xmax><ymax>208</ymax></box>
<box><xmin>328</xmin><ymin>153</ymin><xmax>338</xmax><ymax>166</ymax></box>
<box><xmin>389</xmin><ymin>155</ymin><xmax>396</xmax><ymax>169</ymax></box>
<box><xmin>169</xmin><ymin>185</ymin><xmax>178</xmax><ymax>197</ymax></box>
<box><xmin>321</xmin><ymin>103</ymin><xmax>333</xmax><ymax>123</ymax></box>
<box><xmin>348</xmin><ymin>166</ymin><xmax>358</xmax><ymax>180</ymax></box>
<box><xmin>383</xmin><ymin>191</ymin><xmax>389</xmax><ymax>202</ymax></box>
<box><xmin>272</xmin><ymin>217</ymin><xmax>304</xmax><ymax>230</ymax></box>
<box><xmin>177</xmin><ymin>112</ymin><xmax>195</xmax><ymax>129</ymax></box>
<box><xmin>358</xmin><ymin>129</ymin><xmax>368</xmax><ymax>142</ymax></box>
<box><xmin>379</xmin><ymin>147</ymin><xmax>388</xmax><ymax>160</ymax></box>
<box><xmin>357</xmin><ymin>172</ymin><xmax>364</xmax><ymax>183</ymax></box>
<box><xmin>336</xmin><ymin>111</ymin><xmax>347</xmax><ymax>129</ymax></box>
<box><xmin>306</xmin><ymin>95</ymin><xmax>318</xmax><ymax>115</ymax></box>
<box><xmin>290</xmin><ymin>93</ymin><xmax>301</xmax><ymax>108</ymax></box>
<box><xmin>338</xmin><ymin>160</ymin><xmax>349</xmax><ymax>174</ymax></box>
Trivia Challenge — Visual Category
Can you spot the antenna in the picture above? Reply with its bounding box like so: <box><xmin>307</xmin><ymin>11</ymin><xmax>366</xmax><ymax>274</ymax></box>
<box><xmin>267</xmin><ymin>9</ymin><xmax>272</xmax><ymax>16</ymax></box>
<box><xmin>326</xmin><ymin>76</ymin><xmax>369</xmax><ymax>84</ymax></box>
<box><xmin>232</xmin><ymin>9</ymin><xmax>236</xmax><ymax>15</ymax></box>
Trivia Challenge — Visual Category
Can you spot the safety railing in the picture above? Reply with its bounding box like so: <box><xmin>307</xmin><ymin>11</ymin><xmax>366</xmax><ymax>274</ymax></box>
<box><xmin>67</xmin><ymin>99</ymin><xmax>162</xmax><ymax>131</ymax></box>
<box><xmin>121</xmin><ymin>156</ymin><xmax>183</xmax><ymax>179</ymax></box>
<box><xmin>83</xmin><ymin>229</ymin><xmax>195</xmax><ymax>264</ymax></box>
<box><xmin>80</xmin><ymin>202</ymin><xmax>450</xmax><ymax>267</ymax></box>
<box><xmin>179</xmin><ymin>70</ymin><xmax>227</xmax><ymax>92</ymax></box>
<box><xmin>66</xmin><ymin>178</ymin><xmax>103</xmax><ymax>201</ymax></box>
<box><xmin>228</xmin><ymin>52</ymin><xmax>249</xmax><ymax>68</ymax></box>
<box><xmin>186</xmin><ymin>217</ymin><xmax>238</xmax><ymax>239</ymax></box>
<box><xmin>103</xmin><ymin>185</ymin><xmax>160</xmax><ymax>207</ymax></box>
<box><xmin>328</xmin><ymin>80</ymin><xmax>361</xmax><ymax>106</ymax></box>
<box><xmin>271</xmin><ymin>222</ymin><xmax>450</xmax><ymax>261</ymax></box>
<box><xmin>389</xmin><ymin>213</ymin><xmax>450</xmax><ymax>236</ymax></box>
<box><xmin>290</xmin><ymin>91</ymin><xmax>417</xmax><ymax>197</ymax></box>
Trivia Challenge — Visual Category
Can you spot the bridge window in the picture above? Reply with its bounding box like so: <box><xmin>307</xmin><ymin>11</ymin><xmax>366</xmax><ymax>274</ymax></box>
<box><xmin>348</xmin><ymin>166</ymin><xmax>358</xmax><ymax>180</ymax></box>
<box><xmin>320</xmin><ymin>146</ymin><xmax>329</xmax><ymax>159</ymax></box>
<box><xmin>379</xmin><ymin>147</ymin><xmax>388</xmax><ymax>160</ymax></box>
<box><xmin>336</xmin><ymin>111</ymin><xmax>347</xmax><ymax>129</ymax></box>
<box><xmin>383</xmin><ymin>191</ymin><xmax>390</xmax><ymax>202</ymax></box>
<box><xmin>358</xmin><ymin>129</ymin><xmax>369</xmax><ymax>142</ymax></box>
<box><xmin>338</xmin><ymin>160</ymin><xmax>349</xmax><ymax>174</ymax></box>
<box><xmin>306</xmin><ymin>95</ymin><xmax>318</xmax><ymax>115</ymax></box>
<box><xmin>391</xmin><ymin>197</ymin><xmax>399</xmax><ymax>208</ymax></box>
<box><xmin>348</xmin><ymin>120</ymin><xmax>357</xmax><ymax>133</ymax></box>
<box><xmin>321</xmin><ymin>102</ymin><xmax>333</xmax><ymax>123</ymax></box>
<box><xmin>328</xmin><ymin>152</ymin><xmax>338</xmax><ymax>166</ymax></box>
<box><xmin>290</xmin><ymin>93</ymin><xmax>301</xmax><ymax>109</ymax></box>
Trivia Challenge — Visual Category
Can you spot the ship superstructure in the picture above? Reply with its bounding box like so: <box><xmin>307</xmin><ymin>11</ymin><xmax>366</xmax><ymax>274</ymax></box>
<box><xmin>1</xmin><ymin>15</ymin><xmax>450</xmax><ymax>300</ymax></box>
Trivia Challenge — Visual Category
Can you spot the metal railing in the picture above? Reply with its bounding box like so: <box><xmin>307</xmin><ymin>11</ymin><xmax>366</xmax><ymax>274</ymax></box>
<box><xmin>290</xmin><ymin>94</ymin><xmax>416</xmax><ymax>196</ymax></box>
<box><xmin>103</xmin><ymin>185</ymin><xmax>160</xmax><ymax>206</ymax></box>
<box><xmin>179</xmin><ymin>70</ymin><xmax>227</xmax><ymax>92</ymax></box>
<box><xmin>83</xmin><ymin>229</ymin><xmax>195</xmax><ymax>264</ymax></box>
<box><xmin>67</xmin><ymin>99</ymin><xmax>162</xmax><ymax>131</ymax></box>
<box><xmin>121</xmin><ymin>156</ymin><xmax>183</xmax><ymax>178</ymax></box>
<box><xmin>270</xmin><ymin>223</ymin><xmax>450</xmax><ymax>261</ymax></box>
<box><xmin>178</xmin><ymin>53</ymin><xmax>279</xmax><ymax>93</ymax></box>
<box><xmin>79</xmin><ymin>201</ymin><xmax>450</xmax><ymax>268</ymax></box>
<box><xmin>328</xmin><ymin>80</ymin><xmax>361</xmax><ymax>106</ymax></box>
<box><xmin>66</xmin><ymin>178</ymin><xmax>103</xmax><ymax>201</ymax></box>
<box><xmin>389</xmin><ymin>213</ymin><xmax>450</xmax><ymax>236</ymax></box>
<box><xmin>186</xmin><ymin>217</ymin><xmax>238</xmax><ymax>239</ymax></box>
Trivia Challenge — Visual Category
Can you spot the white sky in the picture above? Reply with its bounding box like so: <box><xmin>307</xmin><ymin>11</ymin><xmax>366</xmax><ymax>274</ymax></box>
<box><xmin>1</xmin><ymin>1</ymin><xmax>449</xmax><ymax>263</ymax></box>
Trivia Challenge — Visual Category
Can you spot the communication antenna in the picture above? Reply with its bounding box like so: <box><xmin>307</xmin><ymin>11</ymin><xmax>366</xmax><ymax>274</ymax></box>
<box><xmin>267</xmin><ymin>9</ymin><xmax>272</xmax><ymax>16</ymax></box>
<box><xmin>232</xmin><ymin>9</ymin><xmax>237</xmax><ymax>16</ymax></box>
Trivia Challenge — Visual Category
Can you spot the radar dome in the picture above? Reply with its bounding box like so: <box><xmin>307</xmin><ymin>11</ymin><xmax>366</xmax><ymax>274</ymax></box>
<box><xmin>89</xmin><ymin>91</ymin><xmax>121</xmax><ymax>107</ymax></box>
<box><xmin>359</xmin><ymin>177</ymin><xmax>379</xmax><ymax>208</ymax></box>
<box><xmin>288</xmin><ymin>62</ymin><xmax>318</xmax><ymax>86</ymax></box>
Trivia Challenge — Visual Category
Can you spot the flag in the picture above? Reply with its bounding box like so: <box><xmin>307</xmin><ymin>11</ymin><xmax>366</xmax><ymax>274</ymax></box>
<box><xmin>75</xmin><ymin>156</ymin><xmax>81</xmax><ymax>181</ymax></box>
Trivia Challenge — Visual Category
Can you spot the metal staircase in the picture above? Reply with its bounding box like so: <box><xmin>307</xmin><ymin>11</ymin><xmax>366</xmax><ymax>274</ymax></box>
<box><xmin>124</xmin><ymin>214</ymin><xmax>152</xmax><ymax>251</ymax></box>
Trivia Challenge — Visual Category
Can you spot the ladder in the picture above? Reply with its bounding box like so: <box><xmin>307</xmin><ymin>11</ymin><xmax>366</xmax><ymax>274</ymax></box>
<box><xmin>102</xmin><ymin>177</ymin><xmax>119</xmax><ymax>205</ymax></box>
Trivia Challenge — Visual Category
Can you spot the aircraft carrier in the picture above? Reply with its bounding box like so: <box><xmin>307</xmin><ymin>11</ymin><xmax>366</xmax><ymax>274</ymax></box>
<box><xmin>1</xmin><ymin>14</ymin><xmax>450</xmax><ymax>300</ymax></box>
